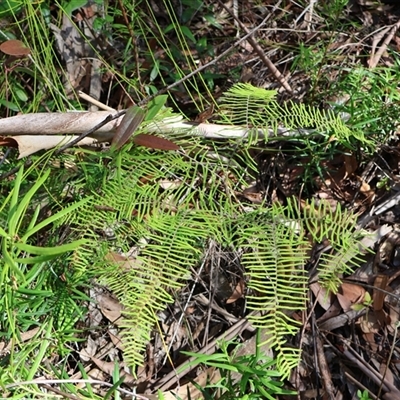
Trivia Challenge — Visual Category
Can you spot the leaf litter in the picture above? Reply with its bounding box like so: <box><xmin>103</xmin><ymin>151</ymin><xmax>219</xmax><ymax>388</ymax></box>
<box><xmin>3</xmin><ymin>1</ymin><xmax>400</xmax><ymax>399</ymax></box>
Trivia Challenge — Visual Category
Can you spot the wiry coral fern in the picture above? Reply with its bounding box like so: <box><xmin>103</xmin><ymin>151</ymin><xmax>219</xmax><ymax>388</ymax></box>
<box><xmin>298</xmin><ymin>198</ymin><xmax>367</xmax><ymax>293</ymax></box>
<box><xmin>60</xmin><ymin>83</ymin><xmax>368</xmax><ymax>378</ymax></box>
<box><xmin>233</xmin><ymin>204</ymin><xmax>310</xmax><ymax>376</ymax></box>
<box><xmin>218</xmin><ymin>82</ymin><xmax>374</xmax><ymax>148</ymax></box>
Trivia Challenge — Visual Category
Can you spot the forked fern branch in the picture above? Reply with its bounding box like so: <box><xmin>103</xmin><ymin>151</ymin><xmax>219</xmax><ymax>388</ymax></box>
<box><xmin>234</xmin><ymin>203</ymin><xmax>310</xmax><ymax>376</ymax></box>
<box><xmin>56</xmin><ymin>83</ymin><xmax>370</xmax><ymax>378</ymax></box>
<box><xmin>295</xmin><ymin>198</ymin><xmax>368</xmax><ymax>293</ymax></box>
<box><xmin>217</xmin><ymin>83</ymin><xmax>374</xmax><ymax>148</ymax></box>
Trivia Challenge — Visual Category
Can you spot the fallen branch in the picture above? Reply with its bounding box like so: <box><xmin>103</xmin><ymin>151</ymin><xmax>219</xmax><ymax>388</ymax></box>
<box><xmin>0</xmin><ymin>112</ymin><xmax>311</xmax><ymax>142</ymax></box>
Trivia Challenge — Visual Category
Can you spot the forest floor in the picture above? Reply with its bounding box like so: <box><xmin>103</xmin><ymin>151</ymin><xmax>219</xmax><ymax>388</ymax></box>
<box><xmin>2</xmin><ymin>1</ymin><xmax>400</xmax><ymax>399</ymax></box>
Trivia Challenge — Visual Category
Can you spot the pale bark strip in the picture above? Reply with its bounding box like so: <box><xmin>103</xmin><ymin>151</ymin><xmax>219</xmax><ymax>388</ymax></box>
<box><xmin>0</xmin><ymin>113</ymin><xmax>311</xmax><ymax>142</ymax></box>
<box><xmin>0</xmin><ymin>112</ymin><xmax>122</xmax><ymax>139</ymax></box>
<box><xmin>9</xmin><ymin>135</ymin><xmax>100</xmax><ymax>158</ymax></box>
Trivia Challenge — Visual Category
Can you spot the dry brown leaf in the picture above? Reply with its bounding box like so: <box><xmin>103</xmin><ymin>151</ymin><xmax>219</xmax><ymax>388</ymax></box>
<box><xmin>359</xmin><ymin>179</ymin><xmax>375</xmax><ymax>204</ymax></box>
<box><xmin>100</xmin><ymin>307</ymin><xmax>122</xmax><ymax>325</ymax></box>
<box><xmin>226</xmin><ymin>280</ymin><xmax>245</xmax><ymax>304</ymax></box>
<box><xmin>336</xmin><ymin>293</ymin><xmax>352</xmax><ymax>312</ymax></box>
<box><xmin>0</xmin><ymin>137</ymin><xmax>17</xmax><ymax>148</ymax></box>
<box><xmin>383</xmin><ymin>392</ymin><xmax>400</xmax><ymax>400</ymax></box>
<box><xmin>75</xmin><ymin>368</ymin><xmax>105</xmax><ymax>389</ymax></box>
<box><xmin>386</xmin><ymin>286</ymin><xmax>400</xmax><ymax>335</ymax></box>
<box><xmin>96</xmin><ymin>292</ymin><xmax>123</xmax><ymax>325</ymax></box>
<box><xmin>133</xmin><ymin>133</ymin><xmax>180</xmax><ymax>151</ymax></box>
<box><xmin>0</xmin><ymin>39</ymin><xmax>30</xmax><ymax>56</ymax></box>
<box><xmin>195</xmin><ymin>104</ymin><xmax>215</xmax><ymax>122</ymax></box>
<box><xmin>159</xmin><ymin>179</ymin><xmax>183</xmax><ymax>190</ymax></box>
<box><xmin>374</xmin><ymin>358</ymin><xmax>396</xmax><ymax>387</ymax></box>
<box><xmin>363</xmin><ymin>331</ymin><xmax>378</xmax><ymax>352</ymax></box>
<box><xmin>162</xmin><ymin>321</ymin><xmax>187</xmax><ymax>351</ymax></box>
<box><xmin>360</xmin><ymin>311</ymin><xmax>381</xmax><ymax>335</ymax></box>
<box><xmin>337</xmin><ymin>282</ymin><xmax>366</xmax><ymax>312</ymax></box>
<box><xmin>241</xmin><ymin>185</ymin><xmax>263</xmax><ymax>204</ymax></box>
<box><xmin>0</xmin><ymin>327</ymin><xmax>40</xmax><ymax>354</ymax></box>
<box><xmin>317</xmin><ymin>299</ymin><xmax>342</xmax><ymax>325</ymax></box>
<box><xmin>359</xmin><ymin>180</ymin><xmax>372</xmax><ymax>194</ymax></box>
<box><xmin>373</xmin><ymin>275</ymin><xmax>388</xmax><ymax>312</ymax></box>
<box><xmin>343</xmin><ymin>153</ymin><xmax>358</xmax><ymax>178</ymax></box>
<box><xmin>79</xmin><ymin>336</ymin><xmax>98</xmax><ymax>362</ymax></box>
<box><xmin>108</xmin><ymin>329</ymin><xmax>125</xmax><ymax>351</ymax></box>
<box><xmin>310</xmin><ymin>281</ymin><xmax>333</xmax><ymax>311</ymax></box>
<box><xmin>145</xmin><ymin>367</ymin><xmax>221</xmax><ymax>400</ymax></box>
<box><xmin>91</xmin><ymin>356</ymin><xmax>135</xmax><ymax>384</ymax></box>
<box><xmin>105</xmin><ymin>251</ymin><xmax>143</xmax><ymax>272</ymax></box>
<box><xmin>112</xmin><ymin>106</ymin><xmax>145</xmax><ymax>149</ymax></box>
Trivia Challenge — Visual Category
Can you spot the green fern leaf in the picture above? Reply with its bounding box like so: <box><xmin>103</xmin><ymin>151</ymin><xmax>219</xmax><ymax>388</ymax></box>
<box><xmin>299</xmin><ymin>198</ymin><xmax>366</xmax><ymax>293</ymax></box>
<box><xmin>217</xmin><ymin>82</ymin><xmax>373</xmax><ymax>148</ymax></box>
<box><xmin>58</xmin><ymin>83</ymin><xmax>372</xmax><ymax>378</ymax></box>
<box><xmin>234</xmin><ymin>203</ymin><xmax>310</xmax><ymax>379</ymax></box>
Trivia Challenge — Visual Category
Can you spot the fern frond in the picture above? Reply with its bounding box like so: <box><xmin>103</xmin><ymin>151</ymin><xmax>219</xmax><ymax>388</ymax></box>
<box><xmin>234</xmin><ymin>203</ymin><xmax>310</xmax><ymax>379</ymax></box>
<box><xmin>295</xmin><ymin>198</ymin><xmax>367</xmax><ymax>293</ymax></box>
<box><xmin>103</xmin><ymin>210</ymin><xmax>219</xmax><ymax>366</ymax></box>
<box><xmin>317</xmin><ymin>237</ymin><xmax>367</xmax><ymax>293</ymax></box>
<box><xmin>58</xmin><ymin>83</ymin><xmax>373</xmax><ymax>377</ymax></box>
<box><xmin>66</xmin><ymin>141</ymin><xmax>233</xmax><ymax>366</ymax></box>
<box><xmin>217</xmin><ymin>82</ymin><xmax>373</xmax><ymax>148</ymax></box>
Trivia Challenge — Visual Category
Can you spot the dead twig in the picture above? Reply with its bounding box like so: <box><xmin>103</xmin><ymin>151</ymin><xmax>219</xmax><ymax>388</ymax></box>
<box><xmin>78</xmin><ymin>91</ymin><xmax>115</xmax><ymax>111</ymax></box>
<box><xmin>316</xmin><ymin>335</ymin><xmax>336</xmax><ymax>399</ymax></box>
<box><xmin>217</xmin><ymin>0</ymin><xmax>293</xmax><ymax>93</ymax></box>
<box><xmin>0</xmin><ymin>9</ymin><xmax>278</xmax><ymax>181</ymax></box>
<box><xmin>304</xmin><ymin>0</ymin><xmax>317</xmax><ymax>30</ymax></box>
<box><xmin>342</xmin><ymin>346</ymin><xmax>400</xmax><ymax>397</ymax></box>
<box><xmin>54</xmin><ymin>111</ymin><xmax>125</xmax><ymax>154</ymax></box>
<box><xmin>344</xmin><ymin>372</ymin><xmax>378</xmax><ymax>400</ymax></box>
<box><xmin>151</xmin><ymin>313</ymin><xmax>257</xmax><ymax>392</ymax></box>
<box><xmin>369</xmin><ymin>20</ymin><xmax>400</xmax><ymax>68</ymax></box>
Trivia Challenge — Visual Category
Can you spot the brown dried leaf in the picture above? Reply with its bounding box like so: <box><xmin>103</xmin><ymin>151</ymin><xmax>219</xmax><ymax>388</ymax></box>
<box><xmin>112</xmin><ymin>106</ymin><xmax>145</xmax><ymax>149</ymax></box>
<box><xmin>105</xmin><ymin>251</ymin><xmax>143</xmax><ymax>271</ymax></box>
<box><xmin>147</xmin><ymin>367</ymin><xmax>221</xmax><ymax>400</ymax></box>
<box><xmin>310</xmin><ymin>281</ymin><xmax>333</xmax><ymax>311</ymax></box>
<box><xmin>100</xmin><ymin>307</ymin><xmax>122</xmax><ymax>325</ymax></box>
<box><xmin>77</xmin><ymin>368</ymin><xmax>105</xmax><ymax>388</ymax></box>
<box><xmin>108</xmin><ymin>329</ymin><xmax>125</xmax><ymax>351</ymax></box>
<box><xmin>362</xmin><ymin>331</ymin><xmax>378</xmax><ymax>352</ymax></box>
<box><xmin>317</xmin><ymin>300</ymin><xmax>342</xmax><ymax>325</ymax></box>
<box><xmin>0</xmin><ymin>39</ymin><xmax>30</xmax><ymax>56</ymax></box>
<box><xmin>386</xmin><ymin>287</ymin><xmax>400</xmax><ymax>334</ymax></box>
<box><xmin>79</xmin><ymin>336</ymin><xmax>98</xmax><ymax>362</ymax></box>
<box><xmin>343</xmin><ymin>153</ymin><xmax>358</xmax><ymax>178</ymax></box>
<box><xmin>0</xmin><ymin>327</ymin><xmax>40</xmax><ymax>354</ymax></box>
<box><xmin>0</xmin><ymin>137</ymin><xmax>17</xmax><ymax>148</ymax></box>
<box><xmin>162</xmin><ymin>321</ymin><xmax>186</xmax><ymax>351</ymax></box>
<box><xmin>159</xmin><ymin>179</ymin><xmax>183</xmax><ymax>190</ymax></box>
<box><xmin>373</xmin><ymin>275</ymin><xmax>388</xmax><ymax>312</ymax></box>
<box><xmin>133</xmin><ymin>133</ymin><xmax>180</xmax><ymax>151</ymax></box>
<box><xmin>96</xmin><ymin>291</ymin><xmax>123</xmax><ymax>325</ymax></box>
<box><xmin>337</xmin><ymin>282</ymin><xmax>366</xmax><ymax>312</ymax></box>
<box><xmin>226</xmin><ymin>280</ymin><xmax>244</xmax><ymax>304</ymax></box>
<box><xmin>195</xmin><ymin>104</ymin><xmax>215</xmax><ymax>122</ymax></box>
<box><xmin>91</xmin><ymin>357</ymin><xmax>135</xmax><ymax>384</ymax></box>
